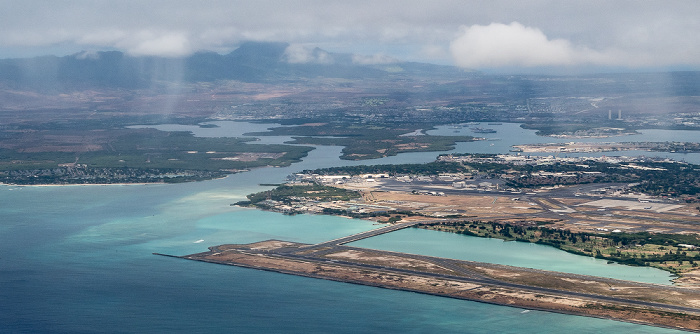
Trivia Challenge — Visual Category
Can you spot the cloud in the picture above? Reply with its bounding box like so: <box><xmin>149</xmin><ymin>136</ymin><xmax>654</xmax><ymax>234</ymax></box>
<box><xmin>448</xmin><ymin>20</ymin><xmax>700</xmax><ymax>70</ymax></box>
<box><xmin>283</xmin><ymin>44</ymin><xmax>334</xmax><ymax>64</ymax></box>
<box><xmin>284</xmin><ymin>44</ymin><xmax>397</xmax><ymax>66</ymax></box>
<box><xmin>121</xmin><ymin>32</ymin><xmax>192</xmax><ymax>57</ymax></box>
<box><xmin>0</xmin><ymin>2</ymin><xmax>699</xmax><ymax>71</ymax></box>
<box><xmin>450</xmin><ymin>22</ymin><xmax>595</xmax><ymax>68</ymax></box>
<box><xmin>77</xmin><ymin>29</ymin><xmax>194</xmax><ymax>57</ymax></box>
<box><xmin>351</xmin><ymin>53</ymin><xmax>397</xmax><ymax>65</ymax></box>
<box><xmin>74</xmin><ymin>50</ymin><xmax>101</xmax><ymax>60</ymax></box>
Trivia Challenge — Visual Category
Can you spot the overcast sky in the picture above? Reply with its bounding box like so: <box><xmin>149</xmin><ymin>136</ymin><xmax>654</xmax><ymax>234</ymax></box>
<box><xmin>2</xmin><ymin>0</ymin><xmax>699</xmax><ymax>72</ymax></box>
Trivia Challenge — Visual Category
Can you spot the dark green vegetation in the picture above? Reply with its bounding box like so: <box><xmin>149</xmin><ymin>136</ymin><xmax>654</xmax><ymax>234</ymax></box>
<box><xmin>425</xmin><ymin>221</ymin><xmax>700</xmax><ymax>274</ymax></box>
<box><xmin>317</xmin><ymin>208</ymin><xmax>416</xmax><ymax>222</ymax></box>
<box><xmin>307</xmin><ymin>154</ymin><xmax>700</xmax><ymax>201</ymax></box>
<box><xmin>237</xmin><ymin>184</ymin><xmax>360</xmax><ymax>207</ymax></box>
<box><xmin>246</xmin><ymin>124</ymin><xmax>475</xmax><ymax>160</ymax></box>
<box><xmin>0</xmin><ymin>128</ymin><xmax>312</xmax><ymax>184</ymax></box>
<box><xmin>627</xmin><ymin>165</ymin><xmax>700</xmax><ymax>200</ymax></box>
<box><xmin>3</xmin><ymin>42</ymin><xmax>699</xmax><ymax>136</ymax></box>
<box><xmin>1</xmin><ymin>42</ymin><xmax>699</xmax><ymax>184</ymax></box>
<box><xmin>448</xmin><ymin>154</ymin><xmax>700</xmax><ymax>201</ymax></box>
<box><xmin>508</xmin><ymin>162</ymin><xmax>700</xmax><ymax>201</ymax></box>
<box><xmin>664</xmin><ymin>141</ymin><xmax>700</xmax><ymax>153</ymax></box>
<box><xmin>1</xmin><ymin>167</ymin><xmax>226</xmax><ymax>185</ymax></box>
<box><xmin>306</xmin><ymin>161</ymin><xmax>465</xmax><ymax>176</ymax></box>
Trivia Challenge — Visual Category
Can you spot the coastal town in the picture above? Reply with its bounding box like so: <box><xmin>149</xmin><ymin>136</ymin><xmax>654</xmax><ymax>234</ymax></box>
<box><xmin>245</xmin><ymin>154</ymin><xmax>696</xmax><ymax>222</ymax></box>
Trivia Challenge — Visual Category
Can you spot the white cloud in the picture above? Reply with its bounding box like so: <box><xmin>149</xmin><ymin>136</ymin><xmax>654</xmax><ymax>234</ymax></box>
<box><xmin>77</xmin><ymin>29</ymin><xmax>195</xmax><ymax>57</ymax></box>
<box><xmin>351</xmin><ymin>53</ymin><xmax>397</xmax><ymax>65</ymax></box>
<box><xmin>0</xmin><ymin>1</ymin><xmax>699</xmax><ymax>71</ymax></box>
<box><xmin>119</xmin><ymin>31</ymin><xmax>192</xmax><ymax>57</ymax></box>
<box><xmin>283</xmin><ymin>44</ymin><xmax>333</xmax><ymax>64</ymax></box>
<box><xmin>74</xmin><ymin>50</ymin><xmax>101</xmax><ymax>60</ymax></box>
<box><xmin>448</xmin><ymin>20</ymin><xmax>700</xmax><ymax>70</ymax></box>
<box><xmin>450</xmin><ymin>22</ymin><xmax>595</xmax><ymax>68</ymax></box>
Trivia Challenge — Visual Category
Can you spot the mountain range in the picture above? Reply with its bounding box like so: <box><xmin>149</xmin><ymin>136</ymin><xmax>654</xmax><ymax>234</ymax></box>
<box><xmin>0</xmin><ymin>42</ymin><xmax>468</xmax><ymax>90</ymax></box>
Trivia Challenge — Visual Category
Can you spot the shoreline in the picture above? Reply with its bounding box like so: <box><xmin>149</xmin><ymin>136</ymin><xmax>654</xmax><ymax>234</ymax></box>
<box><xmin>164</xmin><ymin>255</ymin><xmax>688</xmax><ymax>332</ymax></box>
<box><xmin>163</xmin><ymin>241</ymin><xmax>700</xmax><ymax>332</ymax></box>
<box><xmin>416</xmin><ymin>224</ymin><xmax>688</xmax><ymax>282</ymax></box>
<box><xmin>0</xmin><ymin>173</ymin><xmax>241</xmax><ymax>187</ymax></box>
<box><xmin>1</xmin><ymin>182</ymin><xmax>164</xmax><ymax>187</ymax></box>
<box><xmin>242</xmin><ymin>201</ymin><xmax>694</xmax><ymax>283</ymax></box>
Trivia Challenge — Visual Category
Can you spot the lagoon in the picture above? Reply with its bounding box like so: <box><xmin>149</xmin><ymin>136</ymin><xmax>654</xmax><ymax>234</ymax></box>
<box><xmin>0</xmin><ymin>121</ymin><xmax>694</xmax><ymax>333</ymax></box>
<box><xmin>351</xmin><ymin>228</ymin><xmax>675</xmax><ymax>285</ymax></box>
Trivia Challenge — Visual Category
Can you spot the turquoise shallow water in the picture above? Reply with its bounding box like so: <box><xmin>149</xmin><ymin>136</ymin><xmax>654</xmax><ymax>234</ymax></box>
<box><xmin>0</xmin><ymin>181</ymin><xmax>684</xmax><ymax>333</ymax></box>
<box><xmin>351</xmin><ymin>228</ymin><xmax>675</xmax><ymax>285</ymax></box>
<box><xmin>0</xmin><ymin>122</ymin><xmax>694</xmax><ymax>333</ymax></box>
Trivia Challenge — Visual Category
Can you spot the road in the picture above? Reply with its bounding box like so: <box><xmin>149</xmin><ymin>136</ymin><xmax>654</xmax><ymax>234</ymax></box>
<box><xmin>368</xmin><ymin>178</ymin><xmax>700</xmax><ymax>234</ymax></box>
<box><xmin>165</xmin><ymin>217</ymin><xmax>700</xmax><ymax>332</ymax></box>
<box><xmin>196</xmin><ymin>218</ymin><xmax>700</xmax><ymax>315</ymax></box>
<box><xmin>283</xmin><ymin>251</ymin><xmax>700</xmax><ymax>315</ymax></box>
<box><xmin>307</xmin><ymin>221</ymin><xmax>426</xmax><ymax>249</ymax></box>
<box><xmin>194</xmin><ymin>237</ymin><xmax>700</xmax><ymax>316</ymax></box>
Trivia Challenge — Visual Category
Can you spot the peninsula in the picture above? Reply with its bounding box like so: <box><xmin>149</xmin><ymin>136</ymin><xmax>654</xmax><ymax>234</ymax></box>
<box><xmin>236</xmin><ymin>155</ymin><xmax>700</xmax><ymax>277</ymax></box>
<box><xmin>164</xmin><ymin>154</ymin><xmax>700</xmax><ymax>331</ymax></box>
<box><xmin>165</xmin><ymin>221</ymin><xmax>700</xmax><ymax>332</ymax></box>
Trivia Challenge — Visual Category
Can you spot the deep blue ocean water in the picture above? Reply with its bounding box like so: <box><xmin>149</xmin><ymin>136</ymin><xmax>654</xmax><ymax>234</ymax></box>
<box><xmin>0</xmin><ymin>122</ymin><xmax>693</xmax><ymax>333</ymax></box>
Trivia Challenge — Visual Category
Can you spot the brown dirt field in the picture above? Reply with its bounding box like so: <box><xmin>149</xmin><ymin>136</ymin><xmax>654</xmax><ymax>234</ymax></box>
<box><xmin>183</xmin><ymin>243</ymin><xmax>700</xmax><ymax>331</ymax></box>
<box><xmin>675</xmin><ymin>269</ymin><xmax>700</xmax><ymax>288</ymax></box>
<box><xmin>326</xmin><ymin>249</ymin><xmax>449</xmax><ymax>273</ymax></box>
<box><xmin>370</xmin><ymin>192</ymin><xmax>542</xmax><ymax>216</ymax></box>
<box><xmin>468</xmin><ymin>264</ymin><xmax>700</xmax><ymax>306</ymax></box>
<box><xmin>351</xmin><ymin>187</ymin><xmax>700</xmax><ymax>235</ymax></box>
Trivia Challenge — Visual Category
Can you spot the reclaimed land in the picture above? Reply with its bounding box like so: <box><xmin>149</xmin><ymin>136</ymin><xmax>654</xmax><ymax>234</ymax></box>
<box><xmin>236</xmin><ymin>158</ymin><xmax>700</xmax><ymax>277</ymax></box>
<box><xmin>163</xmin><ymin>234</ymin><xmax>700</xmax><ymax>332</ymax></box>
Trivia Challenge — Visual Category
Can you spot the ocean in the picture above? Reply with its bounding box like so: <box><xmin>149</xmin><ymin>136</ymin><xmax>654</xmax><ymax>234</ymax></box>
<box><xmin>0</xmin><ymin>122</ymin><xmax>691</xmax><ymax>333</ymax></box>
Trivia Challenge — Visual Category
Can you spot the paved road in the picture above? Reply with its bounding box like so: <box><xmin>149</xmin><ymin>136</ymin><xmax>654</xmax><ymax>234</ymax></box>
<box><xmin>174</xmin><ymin>179</ymin><xmax>700</xmax><ymax>319</ymax></box>
<box><xmin>269</xmin><ymin>219</ymin><xmax>700</xmax><ymax>315</ymax></box>
<box><xmin>375</xmin><ymin>179</ymin><xmax>699</xmax><ymax>234</ymax></box>
<box><xmin>307</xmin><ymin>221</ymin><xmax>427</xmax><ymax>248</ymax></box>
<box><xmin>175</xmin><ymin>223</ymin><xmax>700</xmax><ymax>321</ymax></box>
<box><xmin>259</xmin><ymin>245</ymin><xmax>700</xmax><ymax>316</ymax></box>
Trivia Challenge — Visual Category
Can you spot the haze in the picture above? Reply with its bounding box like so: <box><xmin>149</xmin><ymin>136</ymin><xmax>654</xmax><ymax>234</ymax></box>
<box><xmin>2</xmin><ymin>0</ymin><xmax>699</xmax><ymax>73</ymax></box>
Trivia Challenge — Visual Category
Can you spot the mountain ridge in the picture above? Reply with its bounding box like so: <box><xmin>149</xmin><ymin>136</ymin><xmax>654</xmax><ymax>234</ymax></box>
<box><xmin>0</xmin><ymin>41</ymin><xmax>471</xmax><ymax>90</ymax></box>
